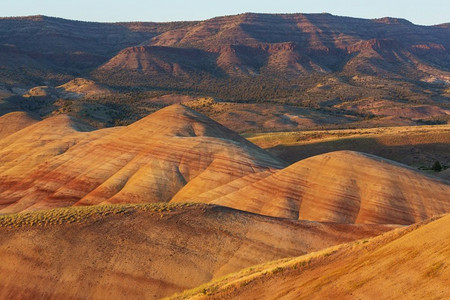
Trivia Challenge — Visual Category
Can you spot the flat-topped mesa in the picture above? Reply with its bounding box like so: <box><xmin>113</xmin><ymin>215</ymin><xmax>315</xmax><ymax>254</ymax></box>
<box><xmin>0</xmin><ymin>104</ymin><xmax>285</xmax><ymax>214</ymax></box>
<box><xmin>195</xmin><ymin>150</ymin><xmax>450</xmax><ymax>224</ymax></box>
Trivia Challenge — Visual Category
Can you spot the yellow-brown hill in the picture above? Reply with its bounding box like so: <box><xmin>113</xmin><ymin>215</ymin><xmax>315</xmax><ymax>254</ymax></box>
<box><xmin>0</xmin><ymin>106</ymin><xmax>449</xmax><ymax>225</ymax></box>
<box><xmin>0</xmin><ymin>104</ymin><xmax>284</xmax><ymax>214</ymax></box>
<box><xmin>173</xmin><ymin>214</ymin><xmax>450</xmax><ymax>300</ymax></box>
<box><xmin>0</xmin><ymin>111</ymin><xmax>40</xmax><ymax>139</ymax></box>
<box><xmin>56</xmin><ymin>77</ymin><xmax>112</xmax><ymax>99</ymax></box>
<box><xmin>0</xmin><ymin>203</ymin><xmax>394</xmax><ymax>299</ymax></box>
<box><xmin>182</xmin><ymin>150</ymin><xmax>450</xmax><ymax>224</ymax></box>
<box><xmin>247</xmin><ymin>125</ymin><xmax>450</xmax><ymax>169</ymax></box>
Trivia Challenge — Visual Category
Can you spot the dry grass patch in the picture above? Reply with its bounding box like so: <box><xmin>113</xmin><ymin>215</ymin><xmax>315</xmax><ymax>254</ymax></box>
<box><xmin>0</xmin><ymin>202</ymin><xmax>198</xmax><ymax>228</ymax></box>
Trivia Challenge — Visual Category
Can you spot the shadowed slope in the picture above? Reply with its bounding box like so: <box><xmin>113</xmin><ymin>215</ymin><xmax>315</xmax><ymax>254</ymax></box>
<box><xmin>0</xmin><ymin>203</ymin><xmax>394</xmax><ymax>299</ymax></box>
<box><xmin>99</xmin><ymin>13</ymin><xmax>449</xmax><ymax>82</ymax></box>
<box><xmin>0</xmin><ymin>104</ymin><xmax>285</xmax><ymax>214</ymax></box>
<box><xmin>177</xmin><ymin>214</ymin><xmax>450</xmax><ymax>299</ymax></box>
<box><xmin>183</xmin><ymin>151</ymin><xmax>450</xmax><ymax>224</ymax></box>
<box><xmin>0</xmin><ymin>111</ymin><xmax>40</xmax><ymax>139</ymax></box>
<box><xmin>247</xmin><ymin>125</ymin><xmax>450</xmax><ymax>168</ymax></box>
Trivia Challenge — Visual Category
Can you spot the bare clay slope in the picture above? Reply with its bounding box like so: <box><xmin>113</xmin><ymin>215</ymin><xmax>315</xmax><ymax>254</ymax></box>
<box><xmin>0</xmin><ymin>114</ymin><xmax>97</xmax><ymax>182</ymax></box>
<box><xmin>183</xmin><ymin>151</ymin><xmax>450</xmax><ymax>224</ymax></box>
<box><xmin>0</xmin><ymin>111</ymin><xmax>40</xmax><ymax>139</ymax></box>
<box><xmin>0</xmin><ymin>104</ymin><xmax>285</xmax><ymax>214</ymax></box>
<box><xmin>177</xmin><ymin>214</ymin><xmax>450</xmax><ymax>300</ymax></box>
<box><xmin>0</xmin><ymin>203</ymin><xmax>394</xmax><ymax>299</ymax></box>
<box><xmin>1</xmin><ymin>106</ymin><xmax>448</xmax><ymax>223</ymax></box>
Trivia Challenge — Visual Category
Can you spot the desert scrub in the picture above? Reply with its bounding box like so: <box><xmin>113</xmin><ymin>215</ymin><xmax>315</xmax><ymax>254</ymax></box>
<box><xmin>424</xmin><ymin>262</ymin><xmax>445</xmax><ymax>278</ymax></box>
<box><xmin>271</xmin><ymin>266</ymin><xmax>284</xmax><ymax>274</ymax></box>
<box><xmin>0</xmin><ymin>202</ymin><xmax>200</xmax><ymax>228</ymax></box>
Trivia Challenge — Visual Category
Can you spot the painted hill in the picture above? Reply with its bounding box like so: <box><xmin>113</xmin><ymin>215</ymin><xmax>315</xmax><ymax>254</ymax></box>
<box><xmin>0</xmin><ymin>203</ymin><xmax>394</xmax><ymax>299</ymax></box>
<box><xmin>176</xmin><ymin>214</ymin><xmax>450</xmax><ymax>299</ymax></box>
<box><xmin>186</xmin><ymin>151</ymin><xmax>450</xmax><ymax>224</ymax></box>
<box><xmin>247</xmin><ymin>125</ymin><xmax>450</xmax><ymax>168</ymax></box>
<box><xmin>22</xmin><ymin>78</ymin><xmax>112</xmax><ymax>100</ymax></box>
<box><xmin>0</xmin><ymin>104</ymin><xmax>284</xmax><ymax>214</ymax></box>
<box><xmin>0</xmin><ymin>106</ymin><xmax>448</xmax><ymax>224</ymax></box>
<box><xmin>0</xmin><ymin>114</ymin><xmax>96</xmax><ymax>184</ymax></box>
<box><xmin>0</xmin><ymin>111</ymin><xmax>40</xmax><ymax>139</ymax></box>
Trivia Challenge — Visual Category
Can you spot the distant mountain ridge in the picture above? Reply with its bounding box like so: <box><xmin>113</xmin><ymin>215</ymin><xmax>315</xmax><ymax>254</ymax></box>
<box><xmin>99</xmin><ymin>13</ymin><xmax>450</xmax><ymax>80</ymax></box>
<box><xmin>1</xmin><ymin>13</ymin><xmax>448</xmax><ymax>86</ymax></box>
<box><xmin>0</xmin><ymin>13</ymin><xmax>449</xmax><ymax>128</ymax></box>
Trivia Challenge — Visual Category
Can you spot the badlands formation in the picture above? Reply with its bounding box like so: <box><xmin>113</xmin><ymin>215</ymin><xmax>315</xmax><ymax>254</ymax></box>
<box><xmin>0</xmin><ymin>203</ymin><xmax>393</xmax><ymax>299</ymax></box>
<box><xmin>0</xmin><ymin>111</ymin><xmax>39</xmax><ymax>139</ymax></box>
<box><xmin>0</xmin><ymin>104</ymin><xmax>448</xmax><ymax>299</ymax></box>
<box><xmin>0</xmin><ymin>104</ymin><xmax>448</xmax><ymax>224</ymax></box>
<box><xmin>0</xmin><ymin>104</ymin><xmax>284</xmax><ymax>214</ymax></box>
<box><xmin>199</xmin><ymin>151</ymin><xmax>450</xmax><ymax>224</ymax></box>
<box><xmin>178</xmin><ymin>214</ymin><xmax>450</xmax><ymax>300</ymax></box>
<box><xmin>0</xmin><ymin>12</ymin><xmax>449</xmax><ymax>300</ymax></box>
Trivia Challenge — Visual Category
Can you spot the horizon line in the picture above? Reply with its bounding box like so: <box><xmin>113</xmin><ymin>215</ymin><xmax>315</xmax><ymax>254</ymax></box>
<box><xmin>0</xmin><ymin>12</ymin><xmax>448</xmax><ymax>26</ymax></box>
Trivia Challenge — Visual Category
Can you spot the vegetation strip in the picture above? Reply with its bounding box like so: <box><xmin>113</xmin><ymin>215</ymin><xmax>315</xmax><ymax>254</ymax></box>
<box><xmin>0</xmin><ymin>202</ymin><xmax>199</xmax><ymax>228</ymax></box>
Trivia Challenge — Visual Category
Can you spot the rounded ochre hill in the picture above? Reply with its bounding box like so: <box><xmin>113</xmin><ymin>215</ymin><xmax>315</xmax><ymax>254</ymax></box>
<box><xmin>0</xmin><ymin>105</ymin><xmax>448</xmax><ymax>225</ymax></box>
<box><xmin>200</xmin><ymin>150</ymin><xmax>450</xmax><ymax>224</ymax></box>
<box><xmin>0</xmin><ymin>104</ymin><xmax>284</xmax><ymax>214</ymax></box>
<box><xmin>57</xmin><ymin>77</ymin><xmax>112</xmax><ymax>98</ymax></box>
<box><xmin>177</xmin><ymin>213</ymin><xmax>450</xmax><ymax>299</ymax></box>
<box><xmin>0</xmin><ymin>203</ymin><xmax>393</xmax><ymax>299</ymax></box>
<box><xmin>0</xmin><ymin>111</ymin><xmax>40</xmax><ymax>139</ymax></box>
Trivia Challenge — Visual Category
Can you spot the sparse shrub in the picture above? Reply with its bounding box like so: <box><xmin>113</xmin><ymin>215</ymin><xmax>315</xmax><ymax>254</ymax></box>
<box><xmin>432</xmin><ymin>161</ymin><xmax>442</xmax><ymax>172</ymax></box>
<box><xmin>272</xmin><ymin>267</ymin><xmax>284</xmax><ymax>274</ymax></box>
<box><xmin>0</xmin><ymin>202</ymin><xmax>200</xmax><ymax>228</ymax></box>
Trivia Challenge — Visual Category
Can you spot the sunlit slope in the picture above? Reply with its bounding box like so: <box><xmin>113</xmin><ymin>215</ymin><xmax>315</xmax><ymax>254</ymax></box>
<box><xmin>0</xmin><ymin>111</ymin><xmax>40</xmax><ymax>139</ymax></box>
<box><xmin>1</xmin><ymin>105</ymin><xmax>448</xmax><ymax>224</ymax></box>
<box><xmin>0</xmin><ymin>104</ymin><xmax>284</xmax><ymax>213</ymax></box>
<box><xmin>0</xmin><ymin>203</ymin><xmax>394</xmax><ymax>299</ymax></box>
<box><xmin>185</xmin><ymin>151</ymin><xmax>450</xmax><ymax>224</ymax></box>
<box><xmin>0</xmin><ymin>114</ymin><xmax>97</xmax><ymax>181</ymax></box>
<box><xmin>174</xmin><ymin>214</ymin><xmax>450</xmax><ymax>300</ymax></box>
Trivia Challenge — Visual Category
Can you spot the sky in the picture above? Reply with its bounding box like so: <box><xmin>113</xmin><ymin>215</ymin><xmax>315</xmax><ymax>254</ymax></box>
<box><xmin>1</xmin><ymin>0</ymin><xmax>449</xmax><ymax>25</ymax></box>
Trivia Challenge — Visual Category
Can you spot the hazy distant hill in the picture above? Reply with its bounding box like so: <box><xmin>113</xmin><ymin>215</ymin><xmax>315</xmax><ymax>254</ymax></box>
<box><xmin>1</xmin><ymin>13</ymin><xmax>449</xmax><ymax>89</ymax></box>
<box><xmin>0</xmin><ymin>13</ymin><xmax>449</xmax><ymax>130</ymax></box>
<box><xmin>0</xmin><ymin>15</ymin><xmax>192</xmax><ymax>85</ymax></box>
